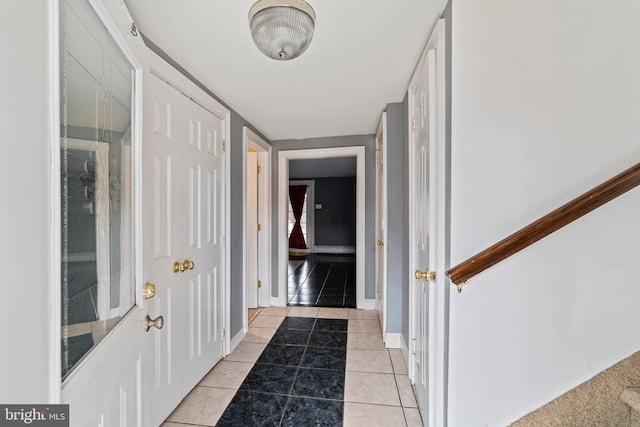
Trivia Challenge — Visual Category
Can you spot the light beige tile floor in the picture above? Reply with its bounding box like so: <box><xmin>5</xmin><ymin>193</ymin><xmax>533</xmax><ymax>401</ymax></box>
<box><xmin>161</xmin><ymin>308</ymin><xmax>423</xmax><ymax>427</ymax></box>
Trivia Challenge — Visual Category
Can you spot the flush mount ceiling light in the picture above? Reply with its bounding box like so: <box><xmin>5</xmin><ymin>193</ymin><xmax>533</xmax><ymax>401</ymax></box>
<box><xmin>249</xmin><ymin>0</ymin><xmax>316</xmax><ymax>61</ymax></box>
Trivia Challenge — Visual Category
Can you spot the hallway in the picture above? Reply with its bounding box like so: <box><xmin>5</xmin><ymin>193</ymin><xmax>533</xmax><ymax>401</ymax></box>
<box><xmin>288</xmin><ymin>254</ymin><xmax>356</xmax><ymax>308</ymax></box>
<box><xmin>161</xmin><ymin>308</ymin><xmax>422</xmax><ymax>426</ymax></box>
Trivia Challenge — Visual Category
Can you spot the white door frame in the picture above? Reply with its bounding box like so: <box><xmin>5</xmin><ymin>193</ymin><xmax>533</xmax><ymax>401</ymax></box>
<box><xmin>375</xmin><ymin>113</ymin><xmax>388</xmax><ymax>337</ymax></box>
<box><xmin>277</xmin><ymin>147</ymin><xmax>368</xmax><ymax>308</ymax></box>
<box><xmin>288</xmin><ymin>179</ymin><xmax>315</xmax><ymax>253</ymax></box>
<box><xmin>242</xmin><ymin>127</ymin><xmax>272</xmax><ymax>327</ymax></box>
<box><xmin>408</xmin><ymin>19</ymin><xmax>447</xmax><ymax>427</ymax></box>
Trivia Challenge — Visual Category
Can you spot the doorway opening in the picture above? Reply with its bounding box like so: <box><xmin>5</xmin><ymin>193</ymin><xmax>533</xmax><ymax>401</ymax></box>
<box><xmin>278</xmin><ymin>146</ymin><xmax>368</xmax><ymax>309</ymax></box>
<box><xmin>243</xmin><ymin>127</ymin><xmax>271</xmax><ymax>328</ymax></box>
<box><xmin>287</xmin><ymin>171</ymin><xmax>354</xmax><ymax>307</ymax></box>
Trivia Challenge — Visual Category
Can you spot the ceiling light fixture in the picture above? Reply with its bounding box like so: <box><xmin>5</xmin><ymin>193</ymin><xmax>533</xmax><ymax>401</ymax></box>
<box><xmin>249</xmin><ymin>0</ymin><xmax>316</xmax><ymax>61</ymax></box>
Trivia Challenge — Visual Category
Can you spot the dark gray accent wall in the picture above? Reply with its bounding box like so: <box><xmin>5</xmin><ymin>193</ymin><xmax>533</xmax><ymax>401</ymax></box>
<box><xmin>289</xmin><ymin>157</ymin><xmax>357</xmax><ymax>179</ymax></box>
<box><xmin>271</xmin><ymin>135</ymin><xmax>376</xmax><ymax>299</ymax></box>
<box><xmin>385</xmin><ymin>103</ymin><xmax>406</xmax><ymax>333</ymax></box>
<box><xmin>140</xmin><ymin>34</ymin><xmax>270</xmax><ymax>339</ymax></box>
<box><xmin>312</xmin><ymin>177</ymin><xmax>356</xmax><ymax>247</ymax></box>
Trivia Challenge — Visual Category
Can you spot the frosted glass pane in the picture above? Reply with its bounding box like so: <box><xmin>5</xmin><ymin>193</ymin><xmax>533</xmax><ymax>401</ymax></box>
<box><xmin>60</xmin><ymin>0</ymin><xmax>135</xmax><ymax>379</ymax></box>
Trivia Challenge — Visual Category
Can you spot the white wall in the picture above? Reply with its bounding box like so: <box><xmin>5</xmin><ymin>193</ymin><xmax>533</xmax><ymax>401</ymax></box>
<box><xmin>0</xmin><ymin>1</ymin><xmax>57</xmax><ymax>402</ymax></box>
<box><xmin>448</xmin><ymin>0</ymin><xmax>640</xmax><ymax>425</ymax></box>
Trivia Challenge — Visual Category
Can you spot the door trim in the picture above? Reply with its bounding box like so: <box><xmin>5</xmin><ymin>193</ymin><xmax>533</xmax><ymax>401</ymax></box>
<box><xmin>407</xmin><ymin>19</ymin><xmax>448</xmax><ymax>427</ymax></box>
<box><xmin>242</xmin><ymin>127</ymin><xmax>272</xmax><ymax>328</ymax></box>
<box><xmin>277</xmin><ymin>146</ymin><xmax>368</xmax><ymax>308</ymax></box>
<box><xmin>375</xmin><ymin>113</ymin><xmax>389</xmax><ymax>339</ymax></box>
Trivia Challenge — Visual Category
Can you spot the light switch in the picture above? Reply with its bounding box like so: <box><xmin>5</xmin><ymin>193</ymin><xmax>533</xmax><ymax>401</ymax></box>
<box><xmin>315</xmin><ymin>204</ymin><xmax>323</xmax><ymax>209</ymax></box>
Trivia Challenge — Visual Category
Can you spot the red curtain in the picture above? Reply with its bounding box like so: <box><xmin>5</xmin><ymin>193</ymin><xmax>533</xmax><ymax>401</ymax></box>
<box><xmin>289</xmin><ymin>185</ymin><xmax>307</xmax><ymax>249</ymax></box>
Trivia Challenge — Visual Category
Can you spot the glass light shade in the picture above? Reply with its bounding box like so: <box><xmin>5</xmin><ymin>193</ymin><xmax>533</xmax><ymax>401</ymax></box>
<box><xmin>249</xmin><ymin>0</ymin><xmax>315</xmax><ymax>60</ymax></box>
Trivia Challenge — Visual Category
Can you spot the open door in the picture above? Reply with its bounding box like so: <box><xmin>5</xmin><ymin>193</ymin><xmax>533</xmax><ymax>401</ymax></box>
<box><xmin>247</xmin><ymin>149</ymin><xmax>259</xmax><ymax>308</ymax></box>
<box><xmin>408</xmin><ymin>19</ymin><xmax>447</xmax><ymax>427</ymax></box>
<box><xmin>375</xmin><ymin>113</ymin><xmax>388</xmax><ymax>334</ymax></box>
<box><xmin>244</xmin><ymin>128</ymin><xmax>272</xmax><ymax>317</ymax></box>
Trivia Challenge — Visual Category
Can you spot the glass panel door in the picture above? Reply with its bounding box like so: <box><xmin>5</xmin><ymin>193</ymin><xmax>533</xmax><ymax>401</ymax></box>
<box><xmin>60</xmin><ymin>0</ymin><xmax>135</xmax><ymax>378</ymax></box>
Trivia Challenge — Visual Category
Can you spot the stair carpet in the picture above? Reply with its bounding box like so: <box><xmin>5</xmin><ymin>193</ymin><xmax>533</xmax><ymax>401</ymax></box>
<box><xmin>511</xmin><ymin>351</ymin><xmax>640</xmax><ymax>426</ymax></box>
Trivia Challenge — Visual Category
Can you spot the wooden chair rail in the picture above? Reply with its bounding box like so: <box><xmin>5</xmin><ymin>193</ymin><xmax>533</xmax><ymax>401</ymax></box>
<box><xmin>447</xmin><ymin>162</ymin><xmax>640</xmax><ymax>288</ymax></box>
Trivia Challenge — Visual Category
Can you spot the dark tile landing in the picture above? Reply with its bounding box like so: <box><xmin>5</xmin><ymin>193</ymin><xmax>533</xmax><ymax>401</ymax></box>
<box><xmin>288</xmin><ymin>254</ymin><xmax>356</xmax><ymax>308</ymax></box>
<box><xmin>217</xmin><ymin>316</ymin><xmax>348</xmax><ymax>427</ymax></box>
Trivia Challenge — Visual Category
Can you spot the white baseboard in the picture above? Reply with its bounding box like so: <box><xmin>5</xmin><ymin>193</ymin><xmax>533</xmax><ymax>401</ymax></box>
<box><xmin>270</xmin><ymin>296</ymin><xmax>285</xmax><ymax>307</ymax></box>
<box><xmin>358</xmin><ymin>298</ymin><xmax>376</xmax><ymax>310</ymax></box>
<box><xmin>384</xmin><ymin>332</ymin><xmax>402</xmax><ymax>349</ymax></box>
<box><xmin>314</xmin><ymin>245</ymin><xmax>355</xmax><ymax>254</ymax></box>
<box><xmin>229</xmin><ymin>328</ymin><xmax>246</xmax><ymax>355</ymax></box>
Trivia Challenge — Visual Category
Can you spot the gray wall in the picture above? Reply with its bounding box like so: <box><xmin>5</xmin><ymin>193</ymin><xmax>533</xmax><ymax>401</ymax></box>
<box><xmin>312</xmin><ymin>177</ymin><xmax>356</xmax><ymax>247</ymax></box>
<box><xmin>140</xmin><ymin>36</ymin><xmax>270</xmax><ymax>339</ymax></box>
<box><xmin>385</xmin><ymin>103</ymin><xmax>406</xmax><ymax>334</ymax></box>
<box><xmin>402</xmin><ymin>96</ymin><xmax>410</xmax><ymax>343</ymax></box>
<box><xmin>271</xmin><ymin>135</ymin><xmax>376</xmax><ymax>299</ymax></box>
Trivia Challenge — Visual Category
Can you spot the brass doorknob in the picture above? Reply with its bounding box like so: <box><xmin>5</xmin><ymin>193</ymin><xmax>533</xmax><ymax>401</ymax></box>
<box><xmin>172</xmin><ymin>261</ymin><xmax>185</xmax><ymax>273</ymax></box>
<box><xmin>377</xmin><ymin>240</ymin><xmax>384</xmax><ymax>246</ymax></box>
<box><xmin>415</xmin><ymin>269</ymin><xmax>436</xmax><ymax>281</ymax></box>
<box><xmin>143</xmin><ymin>282</ymin><xmax>156</xmax><ymax>299</ymax></box>
<box><xmin>172</xmin><ymin>260</ymin><xmax>195</xmax><ymax>273</ymax></box>
<box><xmin>145</xmin><ymin>315</ymin><xmax>164</xmax><ymax>332</ymax></box>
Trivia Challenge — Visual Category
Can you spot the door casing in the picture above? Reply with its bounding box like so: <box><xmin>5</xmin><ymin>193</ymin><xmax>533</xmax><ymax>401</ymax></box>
<box><xmin>277</xmin><ymin>146</ymin><xmax>369</xmax><ymax>308</ymax></box>
<box><xmin>242</xmin><ymin>127</ymin><xmax>272</xmax><ymax>323</ymax></box>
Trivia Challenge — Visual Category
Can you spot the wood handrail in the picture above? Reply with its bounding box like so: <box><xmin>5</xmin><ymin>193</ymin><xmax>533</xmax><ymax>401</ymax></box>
<box><xmin>447</xmin><ymin>162</ymin><xmax>640</xmax><ymax>288</ymax></box>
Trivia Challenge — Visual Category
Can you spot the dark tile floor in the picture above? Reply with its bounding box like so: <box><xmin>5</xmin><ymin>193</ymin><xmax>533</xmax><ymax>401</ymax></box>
<box><xmin>217</xmin><ymin>316</ymin><xmax>348</xmax><ymax>426</ymax></box>
<box><xmin>288</xmin><ymin>254</ymin><xmax>356</xmax><ymax>308</ymax></box>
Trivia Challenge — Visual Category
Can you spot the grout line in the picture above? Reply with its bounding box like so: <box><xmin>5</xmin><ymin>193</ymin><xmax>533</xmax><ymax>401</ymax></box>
<box><xmin>218</xmin><ymin>313</ymin><xmax>350</xmax><ymax>424</ymax></box>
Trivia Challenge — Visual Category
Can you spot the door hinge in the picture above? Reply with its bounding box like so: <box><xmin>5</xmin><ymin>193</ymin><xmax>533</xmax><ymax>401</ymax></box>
<box><xmin>411</xmin><ymin>339</ymin><xmax>417</xmax><ymax>354</ymax></box>
<box><xmin>257</xmin><ymin>165</ymin><xmax>262</xmax><ymax>174</ymax></box>
<box><xmin>257</xmin><ymin>223</ymin><xmax>262</xmax><ymax>231</ymax></box>
<box><xmin>221</xmin><ymin>140</ymin><xmax>226</xmax><ymax>153</ymax></box>
<box><xmin>411</xmin><ymin>116</ymin><xmax>416</xmax><ymax>132</ymax></box>
<box><xmin>257</xmin><ymin>280</ymin><xmax>262</xmax><ymax>288</ymax></box>
<box><xmin>222</xmin><ymin>328</ymin><xmax>226</xmax><ymax>339</ymax></box>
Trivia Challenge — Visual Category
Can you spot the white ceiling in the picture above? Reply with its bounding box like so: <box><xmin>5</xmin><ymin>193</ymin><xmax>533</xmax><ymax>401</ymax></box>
<box><xmin>124</xmin><ymin>0</ymin><xmax>446</xmax><ymax>141</ymax></box>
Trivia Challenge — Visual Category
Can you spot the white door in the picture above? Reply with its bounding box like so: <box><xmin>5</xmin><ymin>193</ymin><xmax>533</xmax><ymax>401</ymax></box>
<box><xmin>375</xmin><ymin>113</ymin><xmax>388</xmax><ymax>333</ymax></box>
<box><xmin>145</xmin><ymin>72</ymin><xmax>226</xmax><ymax>426</ymax></box>
<box><xmin>247</xmin><ymin>150</ymin><xmax>259</xmax><ymax>308</ymax></box>
<box><xmin>408</xmin><ymin>19</ymin><xmax>446</xmax><ymax>427</ymax></box>
<box><xmin>60</xmin><ymin>0</ymin><xmax>147</xmax><ymax>424</ymax></box>
<box><xmin>409</xmin><ymin>49</ymin><xmax>433</xmax><ymax>420</ymax></box>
